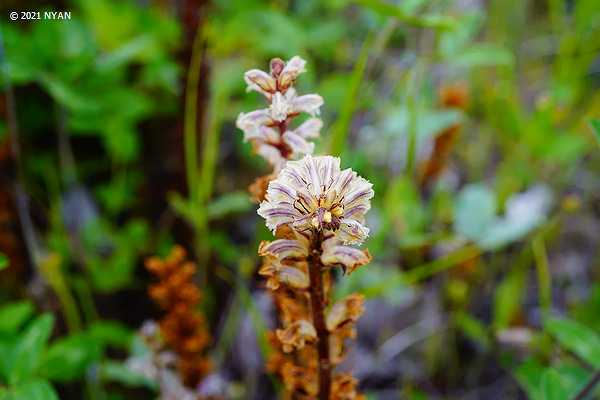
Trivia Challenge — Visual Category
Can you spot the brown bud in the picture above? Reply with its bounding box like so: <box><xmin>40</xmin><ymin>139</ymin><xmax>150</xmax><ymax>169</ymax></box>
<box><xmin>270</xmin><ymin>58</ymin><xmax>285</xmax><ymax>78</ymax></box>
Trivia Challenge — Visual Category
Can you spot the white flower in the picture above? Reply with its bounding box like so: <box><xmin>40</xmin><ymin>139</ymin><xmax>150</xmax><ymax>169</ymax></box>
<box><xmin>257</xmin><ymin>155</ymin><xmax>374</xmax><ymax>245</ymax></box>
<box><xmin>236</xmin><ymin>56</ymin><xmax>324</xmax><ymax>169</ymax></box>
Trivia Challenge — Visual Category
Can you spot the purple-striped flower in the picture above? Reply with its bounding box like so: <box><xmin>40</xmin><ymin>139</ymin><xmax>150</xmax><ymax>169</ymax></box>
<box><xmin>257</xmin><ymin>155</ymin><xmax>374</xmax><ymax>245</ymax></box>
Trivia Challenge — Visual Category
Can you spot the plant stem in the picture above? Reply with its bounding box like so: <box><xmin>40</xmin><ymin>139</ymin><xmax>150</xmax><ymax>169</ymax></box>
<box><xmin>532</xmin><ymin>235</ymin><xmax>552</xmax><ymax>318</ymax></box>
<box><xmin>308</xmin><ymin>230</ymin><xmax>331</xmax><ymax>400</ymax></box>
<box><xmin>184</xmin><ymin>23</ymin><xmax>204</xmax><ymax>206</ymax></box>
<box><xmin>573</xmin><ymin>370</ymin><xmax>600</xmax><ymax>400</ymax></box>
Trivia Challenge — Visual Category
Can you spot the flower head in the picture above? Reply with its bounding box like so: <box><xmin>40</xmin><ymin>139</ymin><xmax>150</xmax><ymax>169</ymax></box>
<box><xmin>244</xmin><ymin>56</ymin><xmax>306</xmax><ymax>98</ymax></box>
<box><xmin>236</xmin><ymin>56</ymin><xmax>323</xmax><ymax>171</ymax></box>
<box><xmin>257</xmin><ymin>155</ymin><xmax>374</xmax><ymax>245</ymax></box>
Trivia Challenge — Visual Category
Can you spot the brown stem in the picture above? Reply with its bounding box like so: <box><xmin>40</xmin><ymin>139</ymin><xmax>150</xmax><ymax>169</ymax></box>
<box><xmin>308</xmin><ymin>230</ymin><xmax>331</xmax><ymax>400</ymax></box>
<box><xmin>573</xmin><ymin>369</ymin><xmax>600</xmax><ymax>400</ymax></box>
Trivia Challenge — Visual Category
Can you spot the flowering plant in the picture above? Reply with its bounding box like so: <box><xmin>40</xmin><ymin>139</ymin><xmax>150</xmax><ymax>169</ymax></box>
<box><xmin>238</xmin><ymin>56</ymin><xmax>373</xmax><ymax>400</ymax></box>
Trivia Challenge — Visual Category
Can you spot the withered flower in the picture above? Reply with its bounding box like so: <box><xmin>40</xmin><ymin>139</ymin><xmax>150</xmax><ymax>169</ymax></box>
<box><xmin>258</xmin><ymin>155</ymin><xmax>373</xmax><ymax>245</ymax></box>
<box><xmin>145</xmin><ymin>246</ymin><xmax>211</xmax><ymax>388</ymax></box>
<box><xmin>276</xmin><ymin>319</ymin><xmax>318</xmax><ymax>352</ymax></box>
<box><xmin>331</xmin><ymin>374</ymin><xmax>365</xmax><ymax>400</ymax></box>
<box><xmin>321</xmin><ymin>238</ymin><xmax>372</xmax><ymax>275</ymax></box>
<box><xmin>259</xmin><ymin>257</ymin><xmax>309</xmax><ymax>290</ymax></box>
<box><xmin>326</xmin><ymin>294</ymin><xmax>365</xmax><ymax>332</ymax></box>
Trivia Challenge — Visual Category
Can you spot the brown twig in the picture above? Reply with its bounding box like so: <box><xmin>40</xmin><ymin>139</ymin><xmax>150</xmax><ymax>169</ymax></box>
<box><xmin>573</xmin><ymin>370</ymin><xmax>600</xmax><ymax>400</ymax></box>
<box><xmin>309</xmin><ymin>230</ymin><xmax>331</xmax><ymax>400</ymax></box>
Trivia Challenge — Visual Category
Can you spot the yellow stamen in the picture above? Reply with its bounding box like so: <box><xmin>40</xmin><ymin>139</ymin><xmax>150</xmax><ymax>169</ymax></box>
<box><xmin>311</xmin><ymin>216</ymin><xmax>319</xmax><ymax>228</ymax></box>
<box><xmin>323</xmin><ymin>211</ymin><xmax>332</xmax><ymax>223</ymax></box>
<box><xmin>331</xmin><ymin>205</ymin><xmax>344</xmax><ymax>217</ymax></box>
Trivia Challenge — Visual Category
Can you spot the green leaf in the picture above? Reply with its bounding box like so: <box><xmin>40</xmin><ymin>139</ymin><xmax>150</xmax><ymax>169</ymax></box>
<box><xmin>355</xmin><ymin>0</ymin><xmax>457</xmax><ymax>30</ymax></box>
<box><xmin>88</xmin><ymin>320</ymin><xmax>134</xmax><ymax>350</ymax></box>
<box><xmin>545</xmin><ymin>317</ymin><xmax>600</xmax><ymax>368</ymax></box>
<box><xmin>40</xmin><ymin>333</ymin><xmax>101</xmax><ymax>382</ymax></box>
<box><xmin>493</xmin><ymin>266</ymin><xmax>527</xmax><ymax>330</ymax></box>
<box><xmin>454</xmin><ymin>311</ymin><xmax>491</xmax><ymax>350</ymax></box>
<box><xmin>514</xmin><ymin>358</ymin><xmax>545</xmax><ymax>400</ymax></box>
<box><xmin>334</xmin><ymin>264</ymin><xmax>413</xmax><ymax>305</ymax></box>
<box><xmin>0</xmin><ymin>254</ymin><xmax>8</xmax><ymax>271</ymax></box>
<box><xmin>540</xmin><ymin>369</ymin><xmax>569</xmax><ymax>400</ymax></box>
<box><xmin>207</xmin><ymin>191</ymin><xmax>252</xmax><ymax>220</ymax></box>
<box><xmin>454</xmin><ymin>184</ymin><xmax>496</xmax><ymax>240</ymax></box>
<box><xmin>9</xmin><ymin>379</ymin><xmax>58</xmax><ymax>400</ymax></box>
<box><xmin>452</xmin><ymin>44</ymin><xmax>515</xmax><ymax>68</ymax></box>
<box><xmin>590</xmin><ymin>119</ymin><xmax>600</xmax><ymax>146</ymax></box>
<box><xmin>9</xmin><ymin>314</ymin><xmax>54</xmax><ymax>384</ymax></box>
<box><xmin>0</xmin><ymin>301</ymin><xmax>34</xmax><ymax>334</ymax></box>
<box><xmin>38</xmin><ymin>73</ymin><xmax>100</xmax><ymax>113</ymax></box>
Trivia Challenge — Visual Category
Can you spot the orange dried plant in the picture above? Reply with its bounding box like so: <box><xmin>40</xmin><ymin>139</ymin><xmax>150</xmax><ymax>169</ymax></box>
<box><xmin>419</xmin><ymin>82</ymin><xmax>470</xmax><ymax>187</ymax></box>
<box><xmin>145</xmin><ymin>245</ymin><xmax>211</xmax><ymax>388</ymax></box>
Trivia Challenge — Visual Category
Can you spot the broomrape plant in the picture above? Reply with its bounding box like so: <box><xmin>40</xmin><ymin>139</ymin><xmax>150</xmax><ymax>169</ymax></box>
<box><xmin>238</xmin><ymin>57</ymin><xmax>373</xmax><ymax>400</ymax></box>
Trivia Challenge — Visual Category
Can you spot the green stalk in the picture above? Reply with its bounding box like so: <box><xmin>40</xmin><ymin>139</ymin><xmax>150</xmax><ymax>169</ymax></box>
<box><xmin>40</xmin><ymin>254</ymin><xmax>82</xmax><ymax>332</ymax></box>
<box><xmin>328</xmin><ymin>33</ymin><xmax>373</xmax><ymax>156</ymax></box>
<box><xmin>532</xmin><ymin>236</ymin><xmax>552</xmax><ymax>318</ymax></box>
<box><xmin>184</xmin><ymin>24</ymin><xmax>205</xmax><ymax>205</ymax></box>
<box><xmin>403</xmin><ymin>244</ymin><xmax>481</xmax><ymax>284</ymax></box>
<box><xmin>405</xmin><ymin>62</ymin><xmax>422</xmax><ymax>178</ymax></box>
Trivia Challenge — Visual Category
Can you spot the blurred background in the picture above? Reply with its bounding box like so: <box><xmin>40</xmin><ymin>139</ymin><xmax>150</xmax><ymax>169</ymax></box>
<box><xmin>1</xmin><ymin>0</ymin><xmax>600</xmax><ymax>399</ymax></box>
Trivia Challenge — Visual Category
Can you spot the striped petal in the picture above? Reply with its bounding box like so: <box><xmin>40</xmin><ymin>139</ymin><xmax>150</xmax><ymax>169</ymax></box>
<box><xmin>257</xmin><ymin>202</ymin><xmax>298</xmax><ymax>232</ymax></box>
<box><xmin>236</xmin><ymin>109</ymin><xmax>272</xmax><ymax>134</ymax></box>
<box><xmin>291</xmin><ymin>94</ymin><xmax>323</xmax><ymax>116</ymax></box>
<box><xmin>294</xmin><ymin>118</ymin><xmax>322</xmax><ymax>139</ymax></box>
<box><xmin>283</xmin><ymin>131</ymin><xmax>315</xmax><ymax>156</ymax></box>
<box><xmin>259</xmin><ymin>239</ymin><xmax>309</xmax><ymax>260</ymax></box>
<box><xmin>321</xmin><ymin>238</ymin><xmax>371</xmax><ymax>273</ymax></box>
<box><xmin>337</xmin><ymin>220</ymin><xmax>370</xmax><ymax>245</ymax></box>
<box><xmin>244</xmin><ymin>69</ymin><xmax>276</xmax><ymax>96</ymax></box>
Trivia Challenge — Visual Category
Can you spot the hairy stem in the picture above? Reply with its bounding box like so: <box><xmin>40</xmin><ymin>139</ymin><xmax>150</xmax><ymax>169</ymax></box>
<box><xmin>308</xmin><ymin>230</ymin><xmax>331</xmax><ymax>400</ymax></box>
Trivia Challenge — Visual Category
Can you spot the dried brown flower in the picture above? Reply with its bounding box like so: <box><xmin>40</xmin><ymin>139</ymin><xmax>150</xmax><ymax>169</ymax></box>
<box><xmin>145</xmin><ymin>245</ymin><xmax>211</xmax><ymax>388</ymax></box>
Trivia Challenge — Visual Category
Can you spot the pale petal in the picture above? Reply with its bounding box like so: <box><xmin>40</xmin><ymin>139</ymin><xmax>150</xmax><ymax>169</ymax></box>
<box><xmin>270</xmin><ymin>92</ymin><xmax>292</xmax><ymax>121</ymax></box>
<box><xmin>294</xmin><ymin>118</ymin><xmax>322</xmax><ymax>139</ymax></box>
<box><xmin>277</xmin><ymin>265</ymin><xmax>310</xmax><ymax>289</ymax></box>
<box><xmin>282</xmin><ymin>131</ymin><xmax>315</xmax><ymax>156</ymax></box>
<box><xmin>255</xmin><ymin>143</ymin><xmax>286</xmax><ymax>169</ymax></box>
<box><xmin>244</xmin><ymin>69</ymin><xmax>276</xmax><ymax>95</ymax></box>
<box><xmin>265</xmin><ymin>180</ymin><xmax>297</xmax><ymax>204</ymax></box>
<box><xmin>278</xmin><ymin>56</ymin><xmax>307</xmax><ymax>90</ymax></box>
<box><xmin>257</xmin><ymin>202</ymin><xmax>298</xmax><ymax>232</ymax></box>
<box><xmin>244</xmin><ymin>125</ymin><xmax>280</xmax><ymax>143</ymax></box>
<box><xmin>343</xmin><ymin>177</ymin><xmax>374</xmax><ymax>209</ymax></box>
<box><xmin>321</xmin><ymin>239</ymin><xmax>371</xmax><ymax>273</ymax></box>
<box><xmin>291</xmin><ymin>94</ymin><xmax>323</xmax><ymax>116</ymax></box>
<box><xmin>325</xmin><ymin>294</ymin><xmax>365</xmax><ymax>332</ymax></box>
<box><xmin>259</xmin><ymin>239</ymin><xmax>309</xmax><ymax>259</ymax></box>
<box><xmin>337</xmin><ymin>219</ymin><xmax>370</xmax><ymax>245</ymax></box>
<box><xmin>304</xmin><ymin>155</ymin><xmax>322</xmax><ymax>196</ymax></box>
<box><xmin>317</xmin><ymin>156</ymin><xmax>340</xmax><ymax>190</ymax></box>
<box><xmin>330</xmin><ymin>168</ymin><xmax>355</xmax><ymax>199</ymax></box>
<box><xmin>236</xmin><ymin>109</ymin><xmax>272</xmax><ymax>133</ymax></box>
